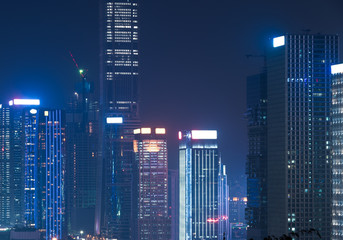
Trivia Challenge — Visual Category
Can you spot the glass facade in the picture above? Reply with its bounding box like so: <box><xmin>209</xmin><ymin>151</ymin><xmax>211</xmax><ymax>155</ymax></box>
<box><xmin>0</xmin><ymin>106</ymin><xmax>11</xmax><ymax>227</ymax></box>
<box><xmin>101</xmin><ymin>0</ymin><xmax>139</xmax><ymax>113</ymax></box>
<box><xmin>267</xmin><ymin>34</ymin><xmax>338</xmax><ymax>239</ymax></box>
<box><xmin>246</xmin><ymin>72</ymin><xmax>267</xmax><ymax>239</ymax></box>
<box><xmin>133</xmin><ymin>128</ymin><xmax>169</xmax><ymax>240</ymax></box>
<box><xmin>332</xmin><ymin>65</ymin><xmax>343</xmax><ymax>239</ymax></box>
<box><xmin>179</xmin><ymin>130</ymin><xmax>221</xmax><ymax>240</ymax></box>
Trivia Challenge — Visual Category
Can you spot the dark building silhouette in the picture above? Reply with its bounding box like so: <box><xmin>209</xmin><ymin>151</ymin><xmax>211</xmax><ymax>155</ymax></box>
<box><xmin>168</xmin><ymin>169</ymin><xmax>179</xmax><ymax>240</ymax></box>
<box><xmin>266</xmin><ymin>34</ymin><xmax>338</xmax><ymax>239</ymax></box>
<box><xmin>65</xmin><ymin>75</ymin><xmax>99</xmax><ymax>236</ymax></box>
<box><xmin>245</xmin><ymin>72</ymin><xmax>267</xmax><ymax>239</ymax></box>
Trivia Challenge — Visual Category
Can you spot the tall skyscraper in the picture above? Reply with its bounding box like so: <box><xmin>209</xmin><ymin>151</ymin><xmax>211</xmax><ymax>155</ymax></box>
<box><xmin>179</xmin><ymin>130</ymin><xmax>225</xmax><ymax>240</ymax></box>
<box><xmin>331</xmin><ymin>63</ymin><xmax>343</xmax><ymax>240</ymax></box>
<box><xmin>133</xmin><ymin>127</ymin><xmax>170</xmax><ymax>240</ymax></box>
<box><xmin>100</xmin><ymin>0</ymin><xmax>139</xmax><ymax>112</ymax></box>
<box><xmin>0</xmin><ymin>99</ymin><xmax>66</xmax><ymax>240</ymax></box>
<box><xmin>97</xmin><ymin>0</ymin><xmax>141</xmax><ymax>238</ymax></box>
<box><xmin>245</xmin><ymin>72</ymin><xmax>267</xmax><ymax>239</ymax></box>
<box><xmin>65</xmin><ymin>73</ymin><xmax>99</xmax><ymax>235</ymax></box>
<box><xmin>266</xmin><ymin>34</ymin><xmax>338</xmax><ymax>239</ymax></box>
<box><xmin>0</xmin><ymin>104</ymin><xmax>11</xmax><ymax>227</ymax></box>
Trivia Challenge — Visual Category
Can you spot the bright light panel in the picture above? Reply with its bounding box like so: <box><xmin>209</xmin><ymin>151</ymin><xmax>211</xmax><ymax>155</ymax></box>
<box><xmin>273</xmin><ymin>36</ymin><xmax>285</xmax><ymax>48</ymax></box>
<box><xmin>141</xmin><ymin>128</ymin><xmax>151</xmax><ymax>134</ymax></box>
<box><xmin>191</xmin><ymin>130</ymin><xmax>217</xmax><ymax>140</ymax></box>
<box><xmin>10</xmin><ymin>99</ymin><xmax>40</xmax><ymax>106</ymax></box>
<box><xmin>134</xmin><ymin>129</ymin><xmax>141</xmax><ymax>134</ymax></box>
<box><xmin>30</xmin><ymin>109</ymin><xmax>37</xmax><ymax>114</ymax></box>
<box><xmin>178</xmin><ymin>131</ymin><xmax>182</xmax><ymax>140</ymax></box>
<box><xmin>155</xmin><ymin>128</ymin><xmax>166</xmax><ymax>134</ymax></box>
<box><xmin>106</xmin><ymin>117</ymin><xmax>123</xmax><ymax>124</ymax></box>
<box><xmin>331</xmin><ymin>63</ymin><xmax>343</xmax><ymax>75</ymax></box>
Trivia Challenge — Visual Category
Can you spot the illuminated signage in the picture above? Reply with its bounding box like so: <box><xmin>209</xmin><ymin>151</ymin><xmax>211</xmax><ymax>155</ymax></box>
<box><xmin>155</xmin><ymin>128</ymin><xmax>166</xmax><ymax>134</ymax></box>
<box><xmin>178</xmin><ymin>131</ymin><xmax>182</xmax><ymax>140</ymax></box>
<box><xmin>9</xmin><ymin>99</ymin><xmax>40</xmax><ymax>106</ymax></box>
<box><xmin>191</xmin><ymin>130</ymin><xmax>217</xmax><ymax>140</ymax></box>
<box><xmin>273</xmin><ymin>36</ymin><xmax>285</xmax><ymax>48</ymax></box>
<box><xmin>106</xmin><ymin>117</ymin><xmax>123</xmax><ymax>124</ymax></box>
<box><xmin>331</xmin><ymin>63</ymin><xmax>343</xmax><ymax>75</ymax></box>
<box><xmin>134</xmin><ymin>129</ymin><xmax>141</xmax><ymax>134</ymax></box>
<box><xmin>141</xmin><ymin>128</ymin><xmax>151</xmax><ymax>134</ymax></box>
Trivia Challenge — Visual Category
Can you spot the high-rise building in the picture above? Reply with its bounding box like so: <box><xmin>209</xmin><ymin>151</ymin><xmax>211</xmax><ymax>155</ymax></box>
<box><xmin>99</xmin><ymin>0</ymin><xmax>139</xmax><ymax>112</ymax></box>
<box><xmin>245</xmin><ymin>72</ymin><xmax>267</xmax><ymax>239</ymax></box>
<box><xmin>179</xmin><ymin>130</ymin><xmax>223</xmax><ymax>240</ymax></box>
<box><xmin>331</xmin><ymin>63</ymin><xmax>343</xmax><ymax>239</ymax></box>
<box><xmin>98</xmin><ymin>116</ymin><xmax>139</xmax><ymax>239</ymax></box>
<box><xmin>0</xmin><ymin>104</ymin><xmax>11</xmax><ymax>227</ymax></box>
<box><xmin>97</xmin><ymin>0</ymin><xmax>141</xmax><ymax>238</ymax></box>
<box><xmin>133</xmin><ymin>127</ymin><xmax>170</xmax><ymax>240</ymax></box>
<box><xmin>266</xmin><ymin>34</ymin><xmax>338</xmax><ymax>239</ymax></box>
<box><xmin>0</xmin><ymin>99</ymin><xmax>65</xmax><ymax>240</ymax></box>
<box><xmin>65</xmin><ymin>74</ymin><xmax>99</xmax><ymax>235</ymax></box>
<box><xmin>168</xmin><ymin>169</ymin><xmax>179</xmax><ymax>240</ymax></box>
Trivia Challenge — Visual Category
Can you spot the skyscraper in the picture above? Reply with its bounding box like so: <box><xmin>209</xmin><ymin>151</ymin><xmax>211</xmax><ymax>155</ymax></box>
<box><xmin>331</xmin><ymin>63</ymin><xmax>343</xmax><ymax>240</ymax></box>
<box><xmin>0</xmin><ymin>99</ymin><xmax>66</xmax><ymax>240</ymax></box>
<box><xmin>179</xmin><ymin>130</ymin><xmax>224</xmax><ymax>240</ymax></box>
<box><xmin>97</xmin><ymin>0</ymin><xmax>141</xmax><ymax>237</ymax></box>
<box><xmin>65</xmin><ymin>74</ymin><xmax>99</xmax><ymax>235</ymax></box>
<box><xmin>133</xmin><ymin>127</ymin><xmax>170</xmax><ymax>240</ymax></box>
<box><xmin>0</xmin><ymin>104</ymin><xmax>11</xmax><ymax>227</ymax></box>
<box><xmin>245</xmin><ymin>72</ymin><xmax>267</xmax><ymax>239</ymax></box>
<box><xmin>100</xmin><ymin>0</ymin><xmax>139</xmax><ymax>113</ymax></box>
<box><xmin>266</xmin><ymin>34</ymin><xmax>338</xmax><ymax>239</ymax></box>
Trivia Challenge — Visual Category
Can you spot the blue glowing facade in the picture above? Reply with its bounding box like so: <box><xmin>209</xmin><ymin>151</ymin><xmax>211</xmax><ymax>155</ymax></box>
<box><xmin>179</xmin><ymin>130</ymin><xmax>224</xmax><ymax>240</ymax></box>
<box><xmin>0</xmin><ymin>100</ymin><xmax>65</xmax><ymax>240</ymax></box>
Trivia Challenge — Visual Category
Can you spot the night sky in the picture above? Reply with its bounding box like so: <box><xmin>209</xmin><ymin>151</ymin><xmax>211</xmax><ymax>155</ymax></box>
<box><xmin>0</xmin><ymin>0</ymin><xmax>342</xmax><ymax>185</ymax></box>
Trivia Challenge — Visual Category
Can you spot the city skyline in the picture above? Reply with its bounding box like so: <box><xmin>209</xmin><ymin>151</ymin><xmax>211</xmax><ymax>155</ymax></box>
<box><xmin>0</xmin><ymin>1</ymin><xmax>342</xmax><ymax>182</ymax></box>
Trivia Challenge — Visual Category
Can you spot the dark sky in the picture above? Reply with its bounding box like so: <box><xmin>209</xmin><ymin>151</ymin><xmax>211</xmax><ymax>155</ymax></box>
<box><xmin>0</xmin><ymin>0</ymin><xmax>342</xmax><ymax>183</ymax></box>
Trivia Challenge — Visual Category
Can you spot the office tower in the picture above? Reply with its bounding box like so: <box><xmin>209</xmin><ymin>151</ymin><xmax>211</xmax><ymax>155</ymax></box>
<box><xmin>97</xmin><ymin>0</ymin><xmax>141</xmax><ymax>237</ymax></box>
<box><xmin>0</xmin><ymin>99</ymin><xmax>65</xmax><ymax>240</ymax></box>
<box><xmin>37</xmin><ymin>109</ymin><xmax>65</xmax><ymax>240</ymax></box>
<box><xmin>168</xmin><ymin>169</ymin><xmax>179</xmax><ymax>240</ymax></box>
<box><xmin>99</xmin><ymin>0</ymin><xmax>139</xmax><ymax>112</ymax></box>
<box><xmin>65</xmin><ymin>75</ymin><xmax>99</xmax><ymax>235</ymax></box>
<box><xmin>99</xmin><ymin>116</ymin><xmax>139</xmax><ymax>239</ymax></box>
<box><xmin>0</xmin><ymin>105</ymin><xmax>11</xmax><ymax>227</ymax></box>
<box><xmin>218</xmin><ymin>164</ymin><xmax>229</xmax><ymax>239</ymax></box>
<box><xmin>266</xmin><ymin>34</ymin><xmax>338</xmax><ymax>239</ymax></box>
<box><xmin>179</xmin><ymin>130</ymin><xmax>222</xmax><ymax>240</ymax></box>
<box><xmin>245</xmin><ymin>72</ymin><xmax>267</xmax><ymax>239</ymax></box>
<box><xmin>133</xmin><ymin>127</ymin><xmax>170</xmax><ymax>240</ymax></box>
<box><xmin>332</xmin><ymin>63</ymin><xmax>343</xmax><ymax>239</ymax></box>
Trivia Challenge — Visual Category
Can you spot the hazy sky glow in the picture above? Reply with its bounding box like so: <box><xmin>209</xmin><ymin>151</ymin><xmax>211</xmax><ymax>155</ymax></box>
<box><xmin>0</xmin><ymin>0</ymin><xmax>342</xmax><ymax>183</ymax></box>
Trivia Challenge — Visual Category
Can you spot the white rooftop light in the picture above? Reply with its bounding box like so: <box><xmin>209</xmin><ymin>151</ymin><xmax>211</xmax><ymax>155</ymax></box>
<box><xmin>9</xmin><ymin>99</ymin><xmax>40</xmax><ymax>106</ymax></box>
<box><xmin>106</xmin><ymin>117</ymin><xmax>123</xmax><ymax>124</ymax></box>
<box><xmin>331</xmin><ymin>63</ymin><xmax>343</xmax><ymax>75</ymax></box>
<box><xmin>191</xmin><ymin>130</ymin><xmax>217</xmax><ymax>140</ymax></box>
<box><xmin>273</xmin><ymin>36</ymin><xmax>285</xmax><ymax>48</ymax></box>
